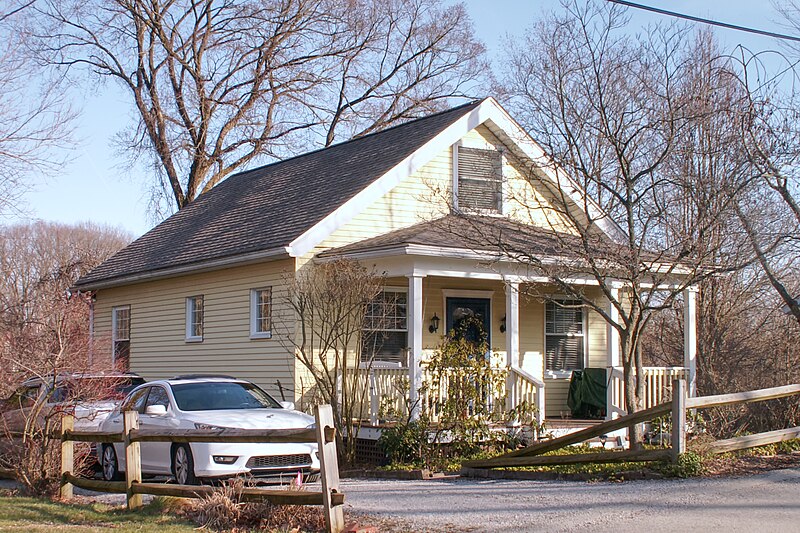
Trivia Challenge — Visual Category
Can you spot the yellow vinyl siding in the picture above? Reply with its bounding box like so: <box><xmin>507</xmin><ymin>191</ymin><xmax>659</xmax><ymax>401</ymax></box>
<box><xmin>93</xmin><ymin>260</ymin><xmax>297</xmax><ymax>402</ymax></box>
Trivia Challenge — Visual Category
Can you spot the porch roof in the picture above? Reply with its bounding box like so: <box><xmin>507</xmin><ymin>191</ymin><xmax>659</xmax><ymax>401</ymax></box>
<box><xmin>317</xmin><ymin>214</ymin><xmax>594</xmax><ymax>260</ymax></box>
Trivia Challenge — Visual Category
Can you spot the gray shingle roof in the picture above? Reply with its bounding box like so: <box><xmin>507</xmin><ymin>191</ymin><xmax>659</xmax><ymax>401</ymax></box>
<box><xmin>76</xmin><ymin>100</ymin><xmax>484</xmax><ymax>289</ymax></box>
<box><xmin>318</xmin><ymin>214</ymin><xmax>590</xmax><ymax>258</ymax></box>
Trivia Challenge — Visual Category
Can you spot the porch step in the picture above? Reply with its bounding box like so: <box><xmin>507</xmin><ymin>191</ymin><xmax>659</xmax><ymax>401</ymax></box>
<box><xmin>544</xmin><ymin>418</ymin><xmax>626</xmax><ymax>447</ymax></box>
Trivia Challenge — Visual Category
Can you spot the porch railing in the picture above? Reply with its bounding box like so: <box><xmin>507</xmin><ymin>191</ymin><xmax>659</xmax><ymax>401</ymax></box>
<box><xmin>508</xmin><ymin>366</ymin><xmax>546</xmax><ymax>427</ymax></box>
<box><xmin>350</xmin><ymin>364</ymin><xmax>546</xmax><ymax>426</ymax></box>
<box><xmin>607</xmin><ymin>366</ymin><xmax>689</xmax><ymax>419</ymax></box>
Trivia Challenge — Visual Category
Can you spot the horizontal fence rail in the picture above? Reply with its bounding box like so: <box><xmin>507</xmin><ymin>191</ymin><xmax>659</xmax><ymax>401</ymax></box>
<box><xmin>53</xmin><ymin>405</ymin><xmax>345</xmax><ymax>533</ymax></box>
<box><xmin>463</xmin><ymin>379</ymin><xmax>800</xmax><ymax>472</ymax></box>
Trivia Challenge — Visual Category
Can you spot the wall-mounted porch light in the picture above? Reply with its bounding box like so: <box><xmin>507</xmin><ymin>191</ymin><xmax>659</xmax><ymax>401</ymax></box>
<box><xmin>500</xmin><ymin>315</ymin><xmax>507</xmax><ymax>333</ymax></box>
<box><xmin>429</xmin><ymin>314</ymin><xmax>440</xmax><ymax>333</ymax></box>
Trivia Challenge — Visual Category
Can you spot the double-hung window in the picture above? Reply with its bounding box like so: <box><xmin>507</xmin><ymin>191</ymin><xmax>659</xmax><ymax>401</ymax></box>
<box><xmin>250</xmin><ymin>287</ymin><xmax>272</xmax><ymax>339</ymax></box>
<box><xmin>112</xmin><ymin>305</ymin><xmax>131</xmax><ymax>369</ymax></box>
<box><xmin>362</xmin><ymin>289</ymin><xmax>408</xmax><ymax>365</ymax></box>
<box><xmin>545</xmin><ymin>300</ymin><xmax>585</xmax><ymax>373</ymax></box>
<box><xmin>456</xmin><ymin>146</ymin><xmax>503</xmax><ymax>213</ymax></box>
<box><xmin>185</xmin><ymin>295</ymin><xmax>204</xmax><ymax>342</ymax></box>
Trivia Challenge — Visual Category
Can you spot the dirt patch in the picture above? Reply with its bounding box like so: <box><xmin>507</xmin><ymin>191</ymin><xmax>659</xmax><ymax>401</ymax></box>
<box><xmin>703</xmin><ymin>451</ymin><xmax>800</xmax><ymax>477</ymax></box>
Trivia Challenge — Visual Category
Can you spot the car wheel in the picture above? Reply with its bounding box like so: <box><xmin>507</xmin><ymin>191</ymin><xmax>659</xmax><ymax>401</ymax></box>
<box><xmin>172</xmin><ymin>444</ymin><xmax>198</xmax><ymax>485</ymax></box>
<box><xmin>101</xmin><ymin>445</ymin><xmax>123</xmax><ymax>481</ymax></box>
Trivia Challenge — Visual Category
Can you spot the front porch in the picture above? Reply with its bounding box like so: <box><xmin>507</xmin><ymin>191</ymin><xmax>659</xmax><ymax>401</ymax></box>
<box><xmin>350</xmin><ymin>268</ymin><xmax>698</xmax><ymax>429</ymax></box>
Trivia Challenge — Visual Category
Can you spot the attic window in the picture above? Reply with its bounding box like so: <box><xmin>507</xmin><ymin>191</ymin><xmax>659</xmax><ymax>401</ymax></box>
<box><xmin>457</xmin><ymin>147</ymin><xmax>502</xmax><ymax>213</ymax></box>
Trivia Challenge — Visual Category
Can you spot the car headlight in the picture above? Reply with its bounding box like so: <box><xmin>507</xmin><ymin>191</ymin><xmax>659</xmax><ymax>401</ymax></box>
<box><xmin>194</xmin><ymin>423</ymin><xmax>232</xmax><ymax>430</ymax></box>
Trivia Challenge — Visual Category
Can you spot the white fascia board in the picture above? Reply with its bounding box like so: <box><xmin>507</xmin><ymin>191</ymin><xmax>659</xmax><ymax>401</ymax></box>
<box><xmin>76</xmin><ymin>246</ymin><xmax>292</xmax><ymax>291</ymax></box>
<box><xmin>288</xmin><ymin>101</ymin><xmax>495</xmax><ymax>258</ymax></box>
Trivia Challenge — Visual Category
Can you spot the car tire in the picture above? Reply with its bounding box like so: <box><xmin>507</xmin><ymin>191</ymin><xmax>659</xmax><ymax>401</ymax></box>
<box><xmin>101</xmin><ymin>444</ymin><xmax>123</xmax><ymax>481</ymax></box>
<box><xmin>172</xmin><ymin>444</ymin><xmax>198</xmax><ymax>485</ymax></box>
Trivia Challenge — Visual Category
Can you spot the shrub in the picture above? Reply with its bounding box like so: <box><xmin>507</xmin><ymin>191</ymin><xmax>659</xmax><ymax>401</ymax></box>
<box><xmin>186</xmin><ymin>478</ymin><xmax>326</xmax><ymax>532</ymax></box>
<box><xmin>661</xmin><ymin>451</ymin><xmax>704</xmax><ymax>478</ymax></box>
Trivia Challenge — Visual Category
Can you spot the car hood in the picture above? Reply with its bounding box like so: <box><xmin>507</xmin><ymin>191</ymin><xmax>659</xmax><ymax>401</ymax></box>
<box><xmin>182</xmin><ymin>408</ymin><xmax>314</xmax><ymax>430</ymax></box>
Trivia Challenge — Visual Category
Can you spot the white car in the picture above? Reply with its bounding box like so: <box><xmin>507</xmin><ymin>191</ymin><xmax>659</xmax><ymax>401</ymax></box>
<box><xmin>97</xmin><ymin>375</ymin><xmax>320</xmax><ymax>485</ymax></box>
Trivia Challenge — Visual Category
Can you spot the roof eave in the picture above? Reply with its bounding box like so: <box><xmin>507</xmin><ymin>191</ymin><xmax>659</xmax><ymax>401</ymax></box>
<box><xmin>74</xmin><ymin>246</ymin><xmax>292</xmax><ymax>291</ymax></box>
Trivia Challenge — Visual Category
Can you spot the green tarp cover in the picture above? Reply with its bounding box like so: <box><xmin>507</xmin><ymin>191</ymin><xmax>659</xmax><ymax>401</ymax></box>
<box><xmin>567</xmin><ymin>368</ymin><xmax>607</xmax><ymax>419</ymax></box>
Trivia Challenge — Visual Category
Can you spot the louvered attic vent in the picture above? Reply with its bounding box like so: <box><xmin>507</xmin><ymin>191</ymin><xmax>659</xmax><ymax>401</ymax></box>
<box><xmin>457</xmin><ymin>147</ymin><xmax>502</xmax><ymax>212</ymax></box>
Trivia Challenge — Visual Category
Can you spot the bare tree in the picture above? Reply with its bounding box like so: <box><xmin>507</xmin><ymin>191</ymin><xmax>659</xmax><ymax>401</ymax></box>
<box><xmin>722</xmin><ymin>39</ymin><xmax>800</xmax><ymax>324</ymax></box>
<box><xmin>0</xmin><ymin>221</ymin><xmax>131</xmax><ymax>395</ymax></box>
<box><xmin>0</xmin><ymin>221</ymin><xmax>130</xmax><ymax>495</ymax></box>
<box><xmin>0</xmin><ymin>1</ymin><xmax>74</xmax><ymax>216</ymax></box>
<box><xmin>489</xmin><ymin>2</ymin><xmax>740</xmax><ymax>445</ymax></box>
<box><xmin>280</xmin><ymin>259</ymin><xmax>384</xmax><ymax>465</ymax></box>
<box><xmin>31</xmin><ymin>0</ymin><xmax>486</xmax><ymax>215</ymax></box>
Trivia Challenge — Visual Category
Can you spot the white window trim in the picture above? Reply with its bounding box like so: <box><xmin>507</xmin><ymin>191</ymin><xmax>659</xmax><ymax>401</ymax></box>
<box><xmin>250</xmin><ymin>287</ymin><xmax>272</xmax><ymax>339</ymax></box>
<box><xmin>111</xmin><ymin>305</ymin><xmax>131</xmax><ymax>363</ymax></box>
<box><xmin>362</xmin><ymin>287</ymin><xmax>409</xmax><ymax>363</ymax></box>
<box><xmin>185</xmin><ymin>296</ymin><xmax>204</xmax><ymax>343</ymax></box>
<box><xmin>543</xmin><ymin>298</ymin><xmax>588</xmax><ymax>379</ymax></box>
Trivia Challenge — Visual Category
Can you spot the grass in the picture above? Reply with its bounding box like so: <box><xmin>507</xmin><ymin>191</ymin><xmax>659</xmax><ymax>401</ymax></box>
<box><xmin>0</xmin><ymin>492</ymin><xmax>196</xmax><ymax>532</ymax></box>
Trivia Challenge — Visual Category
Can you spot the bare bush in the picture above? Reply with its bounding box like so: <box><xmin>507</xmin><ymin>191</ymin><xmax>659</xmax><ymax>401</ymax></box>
<box><xmin>186</xmin><ymin>478</ymin><xmax>326</xmax><ymax>532</ymax></box>
<box><xmin>281</xmin><ymin>259</ymin><xmax>385</xmax><ymax>466</ymax></box>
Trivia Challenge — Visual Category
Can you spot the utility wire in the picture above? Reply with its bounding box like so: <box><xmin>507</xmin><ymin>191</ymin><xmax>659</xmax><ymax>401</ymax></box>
<box><xmin>607</xmin><ymin>0</ymin><xmax>800</xmax><ymax>43</ymax></box>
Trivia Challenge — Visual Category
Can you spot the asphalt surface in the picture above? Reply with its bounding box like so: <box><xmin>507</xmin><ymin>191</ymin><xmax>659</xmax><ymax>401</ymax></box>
<box><xmin>3</xmin><ymin>469</ymin><xmax>799</xmax><ymax>532</ymax></box>
<box><xmin>341</xmin><ymin>468</ymin><xmax>800</xmax><ymax>532</ymax></box>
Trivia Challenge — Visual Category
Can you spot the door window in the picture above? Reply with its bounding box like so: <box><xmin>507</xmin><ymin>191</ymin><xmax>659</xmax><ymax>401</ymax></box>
<box><xmin>446</xmin><ymin>297</ymin><xmax>491</xmax><ymax>347</ymax></box>
<box><xmin>121</xmin><ymin>387</ymin><xmax>149</xmax><ymax>414</ymax></box>
<box><xmin>144</xmin><ymin>387</ymin><xmax>170</xmax><ymax>411</ymax></box>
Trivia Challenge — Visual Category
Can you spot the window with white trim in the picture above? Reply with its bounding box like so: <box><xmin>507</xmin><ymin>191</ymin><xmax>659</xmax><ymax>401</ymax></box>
<box><xmin>545</xmin><ymin>300</ymin><xmax>585</xmax><ymax>372</ymax></box>
<box><xmin>362</xmin><ymin>288</ymin><xmax>408</xmax><ymax>364</ymax></box>
<box><xmin>185</xmin><ymin>295</ymin><xmax>204</xmax><ymax>341</ymax></box>
<box><xmin>112</xmin><ymin>306</ymin><xmax>131</xmax><ymax>369</ymax></box>
<box><xmin>457</xmin><ymin>147</ymin><xmax>502</xmax><ymax>213</ymax></box>
<box><xmin>250</xmin><ymin>287</ymin><xmax>272</xmax><ymax>339</ymax></box>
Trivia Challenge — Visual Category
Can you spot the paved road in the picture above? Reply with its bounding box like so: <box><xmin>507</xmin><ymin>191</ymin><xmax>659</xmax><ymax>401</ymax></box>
<box><xmin>342</xmin><ymin>468</ymin><xmax>800</xmax><ymax>532</ymax></box>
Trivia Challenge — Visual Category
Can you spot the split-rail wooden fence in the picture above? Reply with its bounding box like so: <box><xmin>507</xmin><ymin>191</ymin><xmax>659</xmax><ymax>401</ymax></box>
<box><xmin>57</xmin><ymin>404</ymin><xmax>345</xmax><ymax>533</ymax></box>
<box><xmin>463</xmin><ymin>380</ymin><xmax>800</xmax><ymax>471</ymax></box>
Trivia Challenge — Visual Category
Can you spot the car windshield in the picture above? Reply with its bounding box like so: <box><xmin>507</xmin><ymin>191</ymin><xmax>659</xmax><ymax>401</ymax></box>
<box><xmin>170</xmin><ymin>381</ymin><xmax>280</xmax><ymax>411</ymax></box>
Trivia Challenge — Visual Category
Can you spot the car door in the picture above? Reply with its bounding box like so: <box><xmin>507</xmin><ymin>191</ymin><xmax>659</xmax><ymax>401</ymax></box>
<box><xmin>109</xmin><ymin>387</ymin><xmax>150</xmax><ymax>472</ymax></box>
<box><xmin>1</xmin><ymin>384</ymin><xmax>42</xmax><ymax>435</ymax></box>
<box><xmin>139</xmin><ymin>385</ymin><xmax>175</xmax><ymax>474</ymax></box>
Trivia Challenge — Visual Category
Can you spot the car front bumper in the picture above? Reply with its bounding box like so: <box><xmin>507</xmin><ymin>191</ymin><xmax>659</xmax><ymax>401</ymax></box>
<box><xmin>189</xmin><ymin>441</ymin><xmax>320</xmax><ymax>479</ymax></box>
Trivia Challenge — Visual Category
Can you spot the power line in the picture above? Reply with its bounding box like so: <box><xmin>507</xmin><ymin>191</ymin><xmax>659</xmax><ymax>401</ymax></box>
<box><xmin>607</xmin><ymin>0</ymin><xmax>800</xmax><ymax>43</ymax></box>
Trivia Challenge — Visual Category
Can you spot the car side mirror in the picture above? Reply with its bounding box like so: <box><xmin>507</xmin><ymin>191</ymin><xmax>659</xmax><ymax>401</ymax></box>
<box><xmin>145</xmin><ymin>404</ymin><xmax>167</xmax><ymax>416</ymax></box>
<box><xmin>279</xmin><ymin>401</ymin><xmax>295</xmax><ymax>410</ymax></box>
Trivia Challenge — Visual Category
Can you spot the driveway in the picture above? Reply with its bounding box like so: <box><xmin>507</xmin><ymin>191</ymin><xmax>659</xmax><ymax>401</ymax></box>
<box><xmin>341</xmin><ymin>468</ymin><xmax>800</xmax><ymax>532</ymax></box>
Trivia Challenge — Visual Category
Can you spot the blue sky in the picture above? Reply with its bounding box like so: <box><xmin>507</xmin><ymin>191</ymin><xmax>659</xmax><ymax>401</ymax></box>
<box><xmin>14</xmin><ymin>0</ymin><xmax>789</xmax><ymax>238</ymax></box>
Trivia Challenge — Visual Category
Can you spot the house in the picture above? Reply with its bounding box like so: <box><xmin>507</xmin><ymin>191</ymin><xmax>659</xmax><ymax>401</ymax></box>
<box><xmin>75</xmin><ymin>97</ymin><xmax>697</xmax><ymax>427</ymax></box>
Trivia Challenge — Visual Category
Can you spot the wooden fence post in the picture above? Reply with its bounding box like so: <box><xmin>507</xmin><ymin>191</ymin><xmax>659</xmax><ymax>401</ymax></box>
<box><xmin>59</xmin><ymin>413</ymin><xmax>74</xmax><ymax>500</ymax></box>
<box><xmin>671</xmin><ymin>379</ymin><xmax>687</xmax><ymax>464</ymax></box>
<box><xmin>124</xmin><ymin>410</ymin><xmax>143</xmax><ymax>510</ymax></box>
<box><xmin>315</xmin><ymin>404</ymin><xmax>344</xmax><ymax>533</ymax></box>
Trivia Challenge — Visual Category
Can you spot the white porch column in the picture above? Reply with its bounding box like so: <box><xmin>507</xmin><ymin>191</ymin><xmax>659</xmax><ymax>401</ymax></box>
<box><xmin>505</xmin><ymin>281</ymin><xmax>520</xmax><ymax>412</ymax></box>
<box><xmin>407</xmin><ymin>274</ymin><xmax>425</xmax><ymax>419</ymax></box>
<box><xmin>505</xmin><ymin>282</ymin><xmax>520</xmax><ymax>368</ymax></box>
<box><xmin>606</xmin><ymin>285</ymin><xmax>621</xmax><ymax>421</ymax></box>
<box><xmin>607</xmin><ymin>286</ymin><xmax>620</xmax><ymax>368</ymax></box>
<box><xmin>683</xmin><ymin>286</ymin><xmax>698</xmax><ymax>398</ymax></box>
